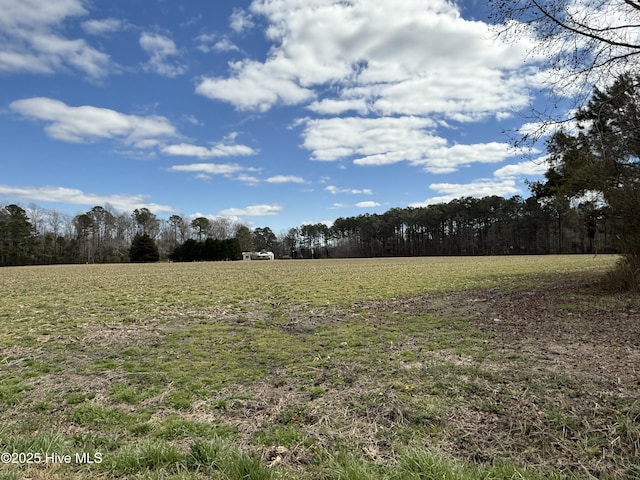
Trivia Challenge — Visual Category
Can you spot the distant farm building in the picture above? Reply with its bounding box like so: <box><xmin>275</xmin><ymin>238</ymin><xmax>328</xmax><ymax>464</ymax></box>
<box><xmin>242</xmin><ymin>251</ymin><xmax>275</xmax><ymax>261</ymax></box>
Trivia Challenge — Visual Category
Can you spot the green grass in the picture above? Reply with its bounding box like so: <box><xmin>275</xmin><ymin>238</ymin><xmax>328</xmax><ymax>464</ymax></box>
<box><xmin>0</xmin><ymin>255</ymin><xmax>634</xmax><ymax>479</ymax></box>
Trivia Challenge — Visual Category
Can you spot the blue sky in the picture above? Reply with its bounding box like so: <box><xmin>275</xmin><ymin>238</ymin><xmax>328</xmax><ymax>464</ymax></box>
<box><xmin>1</xmin><ymin>0</ymin><xmax>551</xmax><ymax>232</ymax></box>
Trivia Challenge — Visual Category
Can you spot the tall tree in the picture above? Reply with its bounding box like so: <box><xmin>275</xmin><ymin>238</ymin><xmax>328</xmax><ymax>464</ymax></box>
<box><xmin>132</xmin><ymin>208</ymin><xmax>159</xmax><ymax>237</ymax></box>
<box><xmin>541</xmin><ymin>73</ymin><xmax>640</xmax><ymax>275</ymax></box>
<box><xmin>235</xmin><ymin>225</ymin><xmax>254</xmax><ymax>252</ymax></box>
<box><xmin>253</xmin><ymin>227</ymin><xmax>276</xmax><ymax>252</ymax></box>
<box><xmin>74</xmin><ymin>213</ymin><xmax>94</xmax><ymax>263</ymax></box>
<box><xmin>0</xmin><ymin>204</ymin><xmax>34</xmax><ymax>266</ymax></box>
<box><xmin>191</xmin><ymin>217</ymin><xmax>211</xmax><ymax>242</ymax></box>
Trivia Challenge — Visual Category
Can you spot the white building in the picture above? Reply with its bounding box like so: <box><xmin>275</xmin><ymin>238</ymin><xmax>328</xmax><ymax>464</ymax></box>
<box><xmin>242</xmin><ymin>251</ymin><xmax>275</xmax><ymax>261</ymax></box>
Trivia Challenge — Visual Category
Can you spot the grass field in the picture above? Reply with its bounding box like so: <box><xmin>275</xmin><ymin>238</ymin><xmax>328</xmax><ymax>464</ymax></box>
<box><xmin>0</xmin><ymin>255</ymin><xmax>638</xmax><ymax>479</ymax></box>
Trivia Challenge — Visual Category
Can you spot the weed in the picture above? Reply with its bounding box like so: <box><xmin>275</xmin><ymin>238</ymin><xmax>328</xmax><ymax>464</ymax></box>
<box><xmin>0</xmin><ymin>378</ymin><xmax>30</xmax><ymax>408</ymax></box>
<box><xmin>163</xmin><ymin>391</ymin><xmax>192</xmax><ymax>410</ymax></box>
<box><xmin>105</xmin><ymin>440</ymin><xmax>184</xmax><ymax>476</ymax></box>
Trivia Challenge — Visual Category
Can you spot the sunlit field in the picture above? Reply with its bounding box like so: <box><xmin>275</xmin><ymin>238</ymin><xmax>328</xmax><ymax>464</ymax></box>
<box><xmin>1</xmin><ymin>255</ymin><xmax>638</xmax><ymax>480</ymax></box>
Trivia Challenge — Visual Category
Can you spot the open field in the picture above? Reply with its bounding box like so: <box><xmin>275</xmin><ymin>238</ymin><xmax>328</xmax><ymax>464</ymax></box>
<box><xmin>0</xmin><ymin>255</ymin><xmax>638</xmax><ymax>479</ymax></box>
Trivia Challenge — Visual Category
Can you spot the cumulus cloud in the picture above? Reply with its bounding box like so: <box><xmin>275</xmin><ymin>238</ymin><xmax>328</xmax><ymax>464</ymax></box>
<box><xmin>196</xmin><ymin>58</ymin><xmax>315</xmax><ymax>112</ymax></box>
<box><xmin>300</xmin><ymin>116</ymin><xmax>521</xmax><ymax>173</ymax></box>
<box><xmin>140</xmin><ymin>32</ymin><xmax>186</xmax><ymax>77</ymax></box>
<box><xmin>301</xmin><ymin>116</ymin><xmax>441</xmax><ymax>162</ymax></box>
<box><xmin>191</xmin><ymin>0</ymin><xmax>551</xmax><ymax>180</ymax></box>
<box><xmin>330</xmin><ymin>200</ymin><xmax>381</xmax><ymax>209</ymax></box>
<box><xmin>169</xmin><ymin>163</ymin><xmax>305</xmax><ymax>186</ymax></box>
<box><xmin>230</xmin><ymin>8</ymin><xmax>255</xmax><ymax>33</ymax></box>
<box><xmin>325</xmin><ymin>185</ymin><xmax>372</xmax><ymax>195</ymax></box>
<box><xmin>307</xmin><ymin>98</ymin><xmax>369</xmax><ymax>116</ymax></box>
<box><xmin>411</xmin><ymin>179</ymin><xmax>521</xmax><ymax>206</ymax></box>
<box><xmin>162</xmin><ymin>142</ymin><xmax>256</xmax><ymax>158</ymax></box>
<box><xmin>218</xmin><ymin>204</ymin><xmax>282</xmax><ymax>217</ymax></box>
<box><xmin>494</xmin><ymin>159</ymin><xmax>548</xmax><ymax>178</ymax></box>
<box><xmin>408</xmin><ymin>142</ymin><xmax>523</xmax><ymax>174</ymax></box>
<box><xmin>168</xmin><ymin>163</ymin><xmax>245</xmax><ymax>175</ymax></box>
<box><xmin>9</xmin><ymin>97</ymin><xmax>178</xmax><ymax>148</ymax></box>
<box><xmin>195</xmin><ymin>34</ymin><xmax>240</xmax><ymax>53</ymax></box>
<box><xmin>265</xmin><ymin>175</ymin><xmax>306</xmax><ymax>184</ymax></box>
<box><xmin>0</xmin><ymin>184</ymin><xmax>175</xmax><ymax>213</ymax></box>
<box><xmin>233</xmin><ymin>174</ymin><xmax>261</xmax><ymax>186</ymax></box>
<box><xmin>355</xmin><ymin>201</ymin><xmax>381</xmax><ymax>208</ymax></box>
<box><xmin>197</xmin><ymin>0</ymin><xmax>536</xmax><ymax>116</ymax></box>
<box><xmin>81</xmin><ymin>18</ymin><xmax>123</xmax><ymax>36</ymax></box>
<box><xmin>0</xmin><ymin>0</ymin><xmax>111</xmax><ymax>78</ymax></box>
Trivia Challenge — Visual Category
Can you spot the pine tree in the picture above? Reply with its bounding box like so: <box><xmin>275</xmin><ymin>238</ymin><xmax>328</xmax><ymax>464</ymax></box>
<box><xmin>541</xmin><ymin>74</ymin><xmax>640</xmax><ymax>286</ymax></box>
<box><xmin>129</xmin><ymin>233</ymin><xmax>160</xmax><ymax>263</ymax></box>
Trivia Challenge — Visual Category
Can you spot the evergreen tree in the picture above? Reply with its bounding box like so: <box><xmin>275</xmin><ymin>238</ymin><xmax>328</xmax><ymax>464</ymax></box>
<box><xmin>129</xmin><ymin>233</ymin><xmax>160</xmax><ymax>263</ymax></box>
<box><xmin>539</xmin><ymin>73</ymin><xmax>640</xmax><ymax>284</ymax></box>
<box><xmin>0</xmin><ymin>204</ymin><xmax>34</xmax><ymax>266</ymax></box>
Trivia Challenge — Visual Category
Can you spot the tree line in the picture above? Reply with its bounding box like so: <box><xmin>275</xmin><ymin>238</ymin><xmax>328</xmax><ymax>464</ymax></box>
<box><xmin>287</xmin><ymin>194</ymin><xmax>613</xmax><ymax>259</ymax></box>
<box><xmin>0</xmin><ymin>190</ymin><xmax>616</xmax><ymax>267</ymax></box>
<box><xmin>0</xmin><ymin>205</ymin><xmax>244</xmax><ymax>266</ymax></box>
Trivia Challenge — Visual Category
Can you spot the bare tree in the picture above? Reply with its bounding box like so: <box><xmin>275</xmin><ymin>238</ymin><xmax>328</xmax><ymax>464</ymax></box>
<box><xmin>490</xmin><ymin>0</ymin><xmax>640</xmax><ymax>138</ymax></box>
<box><xmin>209</xmin><ymin>217</ymin><xmax>234</xmax><ymax>240</ymax></box>
<box><xmin>26</xmin><ymin>203</ymin><xmax>45</xmax><ymax>237</ymax></box>
<box><xmin>46</xmin><ymin>209</ymin><xmax>64</xmax><ymax>239</ymax></box>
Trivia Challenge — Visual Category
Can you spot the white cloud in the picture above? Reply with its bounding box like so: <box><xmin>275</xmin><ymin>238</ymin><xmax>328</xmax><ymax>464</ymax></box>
<box><xmin>162</xmin><ymin>142</ymin><xmax>256</xmax><ymax>158</ymax></box>
<box><xmin>230</xmin><ymin>8</ymin><xmax>255</xmax><ymax>33</ymax></box>
<box><xmin>265</xmin><ymin>175</ymin><xmax>306</xmax><ymax>184</ymax></box>
<box><xmin>301</xmin><ymin>116</ymin><xmax>522</xmax><ymax>173</ymax></box>
<box><xmin>411</xmin><ymin>179</ymin><xmax>521</xmax><ymax>206</ymax></box>
<box><xmin>494</xmin><ymin>158</ymin><xmax>548</xmax><ymax>179</ymax></box>
<box><xmin>355</xmin><ymin>201</ymin><xmax>381</xmax><ymax>208</ymax></box>
<box><xmin>325</xmin><ymin>185</ymin><xmax>372</xmax><ymax>195</ymax></box>
<box><xmin>0</xmin><ymin>0</ymin><xmax>111</xmax><ymax>78</ymax></box>
<box><xmin>168</xmin><ymin>163</ymin><xmax>245</xmax><ymax>175</ymax></box>
<box><xmin>307</xmin><ymin>98</ymin><xmax>369</xmax><ymax>115</ymax></box>
<box><xmin>213</xmin><ymin>38</ymin><xmax>240</xmax><ymax>53</ymax></box>
<box><xmin>140</xmin><ymin>32</ymin><xmax>186</xmax><ymax>77</ymax></box>
<box><xmin>218</xmin><ymin>204</ymin><xmax>282</xmax><ymax>217</ymax></box>
<box><xmin>196</xmin><ymin>34</ymin><xmax>240</xmax><ymax>53</ymax></box>
<box><xmin>10</xmin><ymin>97</ymin><xmax>178</xmax><ymax>148</ymax></box>
<box><xmin>197</xmin><ymin>0</ymin><xmax>537</xmax><ymax>117</ymax></box>
<box><xmin>196</xmin><ymin>58</ymin><xmax>315</xmax><ymax>112</ymax></box>
<box><xmin>301</xmin><ymin>116</ymin><xmax>441</xmax><ymax>162</ymax></box>
<box><xmin>81</xmin><ymin>18</ymin><xmax>123</xmax><ymax>36</ymax></box>
<box><xmin>168</xmin><ymin>163</ymin><xmax>265</xmax><ymax>185</ymax></box>
<box><xmin>0</xmin><ymin>184</ymin><xmax>175</xmax><ymax>213</ymax></box>
<box><xmin>408</xmin><ymin>142</ymin><xmax>523</xmax><ymax>174</ymax></box>
<box><xmin>192</xmin><ymin>0</ymin><xmax>548</xmax><ymax>186</ymax></box>
<box><xmin>330</xmin><ymin>200</ymin><xmax>381</xmax><ymax>209</ymax></box>
<box><xmin>233</xmin><ymin>174</ymin><xmax>261</xmax><ymax>185</ymax></box>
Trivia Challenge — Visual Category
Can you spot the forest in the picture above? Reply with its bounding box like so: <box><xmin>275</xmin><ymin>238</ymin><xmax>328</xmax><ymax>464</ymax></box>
<box><xmin>0</xmin><ymin>192</ymin><xmax>614</xmax><ymax>267</ymax></box>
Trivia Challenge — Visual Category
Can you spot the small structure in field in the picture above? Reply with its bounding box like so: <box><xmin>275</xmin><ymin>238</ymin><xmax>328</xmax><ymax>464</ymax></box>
<box><xmin>242</xmin><ymin>251</ymin><xmax>275</xmax><ymax>261</ymax></box>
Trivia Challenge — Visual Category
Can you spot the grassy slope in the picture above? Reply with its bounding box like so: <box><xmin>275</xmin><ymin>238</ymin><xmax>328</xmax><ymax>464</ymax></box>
<box><xmin>0</xmin><ymin>255</ymin><xmax>635</xmax><ymax>479</ymax></box>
